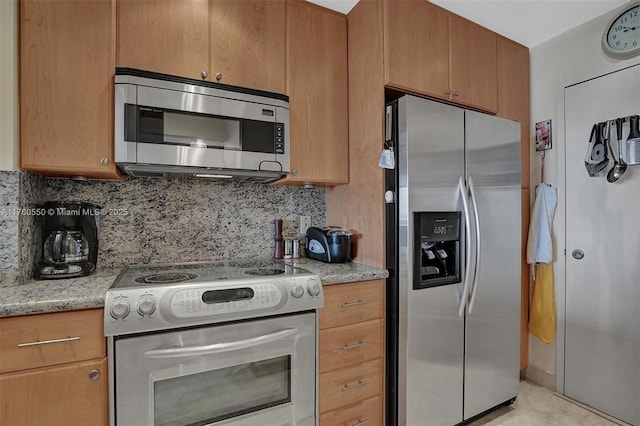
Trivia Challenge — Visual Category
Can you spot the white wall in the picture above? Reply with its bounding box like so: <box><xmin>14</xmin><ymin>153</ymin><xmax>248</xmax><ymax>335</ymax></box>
<box><xmin>529</xmin><ymin>4</ymin><xmax>640</xmax><ymax>388</ymax></box>
<box><xmin>0</xmin><ymin>0</ymin><xmax>19</xmax><ymax>171</ymax></box>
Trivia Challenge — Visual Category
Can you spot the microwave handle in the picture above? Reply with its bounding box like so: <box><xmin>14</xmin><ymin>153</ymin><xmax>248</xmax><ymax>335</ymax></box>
<box><xmin>144</xmin><ymin>328</ymin><xmax>298</xmax><ymax>359</ymax></box>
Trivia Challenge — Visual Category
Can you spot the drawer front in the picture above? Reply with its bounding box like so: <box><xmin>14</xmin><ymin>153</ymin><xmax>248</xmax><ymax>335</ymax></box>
<box><xmin>320</xmin><ymin>280</ymin><xmax>385</xmax><ymax>329</ymax></box>
<box><xmin>319</xmin><ymin>358</ymin><xmax>383</xmax><ymax>414</ymax></box>
<box><xmin>320</xmin><ymin>318</ymin><xmax>384</xmax><ymax>373</ymax></box>
<box><xmin>0</xmin><ymin>309</ymin><xmax>105</xmax><ymax>373</ymax></box>
<box><xmin>319</xmin><ymin>395</ymin><xmax>383</xmax><ymax>426</ymax></box>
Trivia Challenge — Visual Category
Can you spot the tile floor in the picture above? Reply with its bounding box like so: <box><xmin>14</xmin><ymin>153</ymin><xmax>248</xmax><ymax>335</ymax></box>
<box><xmin>467</xmin><ymin>381</ymin><xmax>624</xmax><ymax>426</ymax></box>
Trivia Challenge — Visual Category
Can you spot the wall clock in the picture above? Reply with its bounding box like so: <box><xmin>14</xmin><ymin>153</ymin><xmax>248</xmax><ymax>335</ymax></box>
<box><xmin>602</xmin><ymin>1</ymin><xmax>640</xmax><ymax>59</ymax></box>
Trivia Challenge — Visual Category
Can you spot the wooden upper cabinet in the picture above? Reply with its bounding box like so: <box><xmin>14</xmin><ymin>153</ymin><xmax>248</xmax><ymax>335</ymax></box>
<box><xmin>20</xmin><ymin>0</ymin><xmax>121</xmax><ymax>179</ymax></box>
<box><xmin>210</xmin><ymin>0</ymin><xmax>286</xmax><ymax>93</ymax></box>
<box><xmin>383</xmin><ymin>0</ymin><xmax>497</xmax><ymax>113</ymax></box>
<box><xmin>449</xmin><ymin>14</ymin><xmax>498</xmax><ymax>112</ymax></box>
<box><xmin>116</xmin><ymin>0</ymin><xmax>210</xmax><ymax>80</ymax></box>
<box><xmin>384</xmin><ymin>0</ymin><xmax>449</xmax><ymax>100</ymax></box>
<box><xmin>117</xmin><ymin>0</ymin><xmax>286</xmax><ymax>92</ymax></box>
<box><xmin>276</xmin><ymin>0</ymin><xmax>348</xmax><ymax>186</ymax></box>
<box><xmin>496</xmin><ymin>35</ymin><xmax>530</xmax><ymax>189</ymax></box>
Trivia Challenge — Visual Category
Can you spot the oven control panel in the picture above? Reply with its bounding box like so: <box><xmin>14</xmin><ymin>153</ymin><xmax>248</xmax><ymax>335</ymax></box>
<box><xmin>104</xmin><ymin>274</ymin><xmax>324</xmax><ymax>336</ymax></box>
<box><xmin>169</xmin><ymin>283</ymin><xmax>283</xmax><ymax>318</ymax></box>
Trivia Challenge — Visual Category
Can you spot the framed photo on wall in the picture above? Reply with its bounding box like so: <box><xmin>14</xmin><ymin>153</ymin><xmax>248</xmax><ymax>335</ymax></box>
<box><xmin>535</xmin><ymin>120</ymin><xmax>552</xmax><ymax>151</ymax></box>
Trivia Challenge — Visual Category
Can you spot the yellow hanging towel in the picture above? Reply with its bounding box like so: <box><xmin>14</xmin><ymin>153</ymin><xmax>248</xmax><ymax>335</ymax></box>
<box><xmin>529</xmin><ymin>263</ymin><xmax>556</xmax><ymax>344</ymax></box>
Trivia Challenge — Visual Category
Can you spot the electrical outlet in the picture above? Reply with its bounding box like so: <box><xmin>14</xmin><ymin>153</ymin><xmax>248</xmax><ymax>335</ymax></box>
<box><xmin>299</xmin><ymin>216</ymin><xmax>311</xmax><ymax>235</ymax></box>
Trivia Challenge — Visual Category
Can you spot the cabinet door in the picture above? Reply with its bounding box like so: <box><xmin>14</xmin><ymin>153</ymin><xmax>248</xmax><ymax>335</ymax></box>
<box><xmin>496</xmin><ymin>36</ymin><xmax>530</xmax><ymax>189</ymax></box>
<box><xmin>282</xmin><ymin>0</ymin><xmax>348</xmax><ymax>186</ymax></box>
<box><xmin>384</xmin><ymin>0</ymin><xmax>449</xmax><ymax>100</ymax></box>
<box><xmin>449</xmin><ymin>14</ymin><xmax>498</xmax><ymax>112</ymax></box>
<box><xmin>210</xmin><ymin>0</ymin><xmax>285</xmax><ymax>93</ymax></box>
<box><xmin>117</xmin><ymin>0</ymin><xmax>209</xmax><ymax>80</ymax></box>
<box><xmin>20</xmin><ymin>0</ymin><xmax>120</xmax><ymax>179</ymax></box>
<box><xmin>0</xmin><ymin>358</ymin><xmax>108</xmax><ymax>426</ymax></box>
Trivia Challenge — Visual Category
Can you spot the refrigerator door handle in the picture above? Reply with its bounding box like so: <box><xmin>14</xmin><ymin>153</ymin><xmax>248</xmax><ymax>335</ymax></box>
<box><xmin>458</xmin><ymin>175</ymin><xmax>473</xmax><ymax>317</ymax></box>
<box><xmin>467</xmin><ymin>176</ymin><xmax>481</xmax><ymax>314</ymax></box>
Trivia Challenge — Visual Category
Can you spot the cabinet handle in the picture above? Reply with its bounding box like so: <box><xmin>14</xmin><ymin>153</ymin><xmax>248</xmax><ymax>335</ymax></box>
<box><xmin>350</xmin><ymin>420</ymin><xmax>370</xmax><ymax>426</ymax></box>
<box><xmin>291</xmin><ymin>169</ymin><xmax>298</xmax><ymax>176</ymax></box>
<box><xmin>341</xmin><ymin>341</ymin><xmax>371</xmax><ymax>351</ymax></box>
<box><xmin>215</xmin><ymin>72</ymin><xmax>222</xmax><ymax>82</ymax></box>
<box><xmin>342</xmin><ymin>380</ymin><xmax>370</xmax><ymax>392</ymax></box>
<box><xmin>341</xmin><ymin>300</ymin><xmax>369</xmax><ymax>308</ymax></box>
<box><xmin>88</xmin><ymin>369</ymin><xmax>100</xmax><ymax>380</ymax></box>
<box><xmin>453</xmin><ymin>91</ymin><xmax>460</xmax><ymax>97</ymax></box>
<box><xmin>444</xmin><ymin>89</ymin><xmax>452</xmax><ymax>95</ymax></box>
<box><xmin>201</xmin><ymin>70</ymin><xmax>208</xmax><ymax>80</ymax></box>
<box><xmin>17</xmin><ymin>336</ymin><xmax>80</xmax><ymax>347</ymax></box>
<box><xmin>100</xmin><ymin>157</ymin><xmax>110</xmax><ymax>166</ymax></box>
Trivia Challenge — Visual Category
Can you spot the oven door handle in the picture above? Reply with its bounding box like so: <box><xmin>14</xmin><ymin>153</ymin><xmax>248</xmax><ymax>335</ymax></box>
<box><xmin>144</xmin><ymin>328</ymin><xmax>299</xmax><ymax>359</ymax></box>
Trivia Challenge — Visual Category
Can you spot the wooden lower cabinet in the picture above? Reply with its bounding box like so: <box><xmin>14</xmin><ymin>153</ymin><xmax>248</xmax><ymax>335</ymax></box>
<box><xmin>0</xmin><ymin>357</ymin><xmax>108</xmax><ymax>426</ymax></box>
<box><xmin>319</xmin><ymin>280</ymin><xmax>385</xmax><ymax>425</ymax></box>
<box><xmin>0</xmin><ymin>309</ymin><xmax>108</xmax><ymax>426</ymax></box>
<box><xmin>320</xmin><ymin>358</ymin><xmax>384</xmax><ymax>413</ymax></box>
<box><xmin>319</xmin><ymin>395</ymin><xmax>383</xmax><ymax>426</ymax></box>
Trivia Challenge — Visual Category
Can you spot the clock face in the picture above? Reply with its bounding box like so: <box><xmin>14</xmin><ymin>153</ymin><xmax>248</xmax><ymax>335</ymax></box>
<box><xmin>604</xmin><ymin>3</ymin><xmax>640</xmax><ymax>58</ymax></box>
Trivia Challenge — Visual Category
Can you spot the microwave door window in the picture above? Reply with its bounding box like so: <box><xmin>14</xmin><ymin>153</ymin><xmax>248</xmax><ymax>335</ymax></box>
<box><xmin>162</xmin><ymin>110</ymin><xmax>241</xmax><ymax>150</ymax></box>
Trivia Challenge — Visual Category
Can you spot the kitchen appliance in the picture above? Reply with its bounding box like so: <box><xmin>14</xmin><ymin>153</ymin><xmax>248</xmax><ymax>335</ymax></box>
<box><xmin>385</xmin><ymin>95</ymin><xmax>521</xmax><ymax>425</ymax></box>
<box><xmin>37</xmin><ymin>202</ymin><xmax>100</xmax><ymax>279</ymax></box>
<box><xmin>115</xmin><ymin>68</ymin><xmax>290</xmax><ymax>182</ymax></box>
<box><xmin>104</xmin><ymin>259</ymin><xmax>323</xmax><ymax>426</ymax></box>
<box><xmin>306</xmin><ymin>226</ymin><xmax>352</xmax><ymax>263</ymax></box>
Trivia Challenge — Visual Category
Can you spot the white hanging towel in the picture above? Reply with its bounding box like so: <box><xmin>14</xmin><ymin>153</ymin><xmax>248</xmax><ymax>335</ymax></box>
<box><xmin>527</xmin><ymin>184</ymin><xmax>557</xmax><ymax>265</ymax></box>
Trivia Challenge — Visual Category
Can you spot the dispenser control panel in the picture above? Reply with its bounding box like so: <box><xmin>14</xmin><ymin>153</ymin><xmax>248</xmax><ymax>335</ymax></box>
<box><xmin>413</xmin><ymin>212</ymin><xmax>461</xmax><ymax>289</ymax></box>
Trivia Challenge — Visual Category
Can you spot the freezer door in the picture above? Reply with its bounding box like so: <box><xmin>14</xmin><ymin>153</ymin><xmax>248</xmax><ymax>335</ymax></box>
<box><xmin>463</xmin><ymin>111</ymin><xmax>521</xmax><ymax>420</ymax></box>
<box><xmin>397</xmin><ymin>95</ymin><xmax>467</xmax><ymax>426</ymax></box>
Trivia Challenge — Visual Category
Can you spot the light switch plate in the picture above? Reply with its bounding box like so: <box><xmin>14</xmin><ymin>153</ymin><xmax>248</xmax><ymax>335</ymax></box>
<box><xmin>299</xmin><ymin>216</ymin><xmax>311</xmax><ymax>235</ymax></box>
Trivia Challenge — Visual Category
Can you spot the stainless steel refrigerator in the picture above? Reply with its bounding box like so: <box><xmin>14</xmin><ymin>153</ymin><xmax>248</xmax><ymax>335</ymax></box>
<box><xmin>385</xmin><ymin>95</ymin><xmax>521</xmax><ymax>426</ymax></box>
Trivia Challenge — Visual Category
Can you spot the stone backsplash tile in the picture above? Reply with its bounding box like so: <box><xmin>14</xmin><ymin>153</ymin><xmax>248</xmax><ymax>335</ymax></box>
<box><xmin>18</xmin><ymin>172</ymin><xmax>46</xmax><ymax>281</ymax></box>
<box><xmin>34</xmin><ymin>176</ymin><xmax>326</xmax><ymax>271</ymax></box>
<box><xmin>0</xmin><ymin>171</ymin><xmax>20</xmax><ymax>284</ymax></box>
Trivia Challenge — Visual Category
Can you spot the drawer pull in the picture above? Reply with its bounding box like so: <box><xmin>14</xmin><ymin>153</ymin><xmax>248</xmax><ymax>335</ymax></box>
<box><xmin>88</xmin><ymin>369</ymin><xmax>100</xmax><ymax>380</ymax></box>
<box><xmin>341</xmin><ymin>380</ymin><xmax>370</xmax><ymax>392</ymax></box>
<box><xmin>341</xmin><ymin>300</ymin><xmax>370</xmax><ymax>308</ymax></box>
<box><xmin>350</xmin><ymin>420</ymin><xmax>370</xmax><ymax>426</ymax></box>
<box><xmin>341</xmin><ymin>341</ymin><xmax>371</xmax><ymax>351</ymax></box>
<box><xmin>17</xmin><ymin>336</ymin><xmax>80</xmax><ymax>347</ymax></box>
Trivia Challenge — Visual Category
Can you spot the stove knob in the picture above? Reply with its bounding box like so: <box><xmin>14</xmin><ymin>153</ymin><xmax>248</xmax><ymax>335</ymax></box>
<box><xmin>307</xmin><ymin>283</ymin><xmax>322</xmax><ymax>297</ymax></box>
<box><xmin>110</xmin><ymin>301</ymin><xmax>130</xmax><ymax>319</ymax></box>
<box><xmin>137</xmin><ymin>298</ymin><xmax>156</xmax><ymax>316</ymax></box>
<box><xmin>291</xmin><ymin>285</ymin><xmax>305</xmax><ymax>298</ymax></box>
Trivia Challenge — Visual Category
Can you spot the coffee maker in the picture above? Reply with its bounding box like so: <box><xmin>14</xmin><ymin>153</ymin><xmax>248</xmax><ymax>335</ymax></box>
<box><xmin>37</xmin><ymin>202</ymin><xmax>100</xmax><ymax>279</ymax></box>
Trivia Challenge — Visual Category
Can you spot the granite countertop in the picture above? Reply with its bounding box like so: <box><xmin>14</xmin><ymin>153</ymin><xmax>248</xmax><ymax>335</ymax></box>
<box><xmin>0</xmin><ymin>259</ymin><xmax>388</xmax><ymax>317</ymax></box>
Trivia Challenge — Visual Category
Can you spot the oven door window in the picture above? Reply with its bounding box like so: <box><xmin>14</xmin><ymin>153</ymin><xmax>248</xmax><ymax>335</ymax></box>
<box><xmin>154</xmin><ymin>355</ymin><xmax>291</xmax><ymax>426</ymax></box>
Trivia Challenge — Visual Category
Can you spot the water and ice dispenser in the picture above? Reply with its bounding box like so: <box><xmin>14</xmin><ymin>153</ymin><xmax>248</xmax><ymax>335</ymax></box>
<box><xmin>413</xmin><ymin>212</ymin><xmax>461</xmax><ymax>289</ymax></box>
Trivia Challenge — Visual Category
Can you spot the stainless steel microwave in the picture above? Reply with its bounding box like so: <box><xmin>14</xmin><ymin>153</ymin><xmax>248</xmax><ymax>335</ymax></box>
<box><xmin>114</xmin><ymin>68</ymin><xmax>290</xmax><ymax>182</ymax></box>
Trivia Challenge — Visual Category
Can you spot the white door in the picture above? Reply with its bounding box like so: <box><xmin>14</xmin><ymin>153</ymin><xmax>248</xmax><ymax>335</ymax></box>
<box><xmin>564</xmin><ymin>64</ymin><xmax>640</xmax><ymax>426</ymax></box>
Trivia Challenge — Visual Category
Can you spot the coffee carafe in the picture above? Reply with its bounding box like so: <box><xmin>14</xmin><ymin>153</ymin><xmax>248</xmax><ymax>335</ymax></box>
<box><xmin>37</xmin><ymin>202</ymin><xmax>100</xmax><ymax>279</ymax></box>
